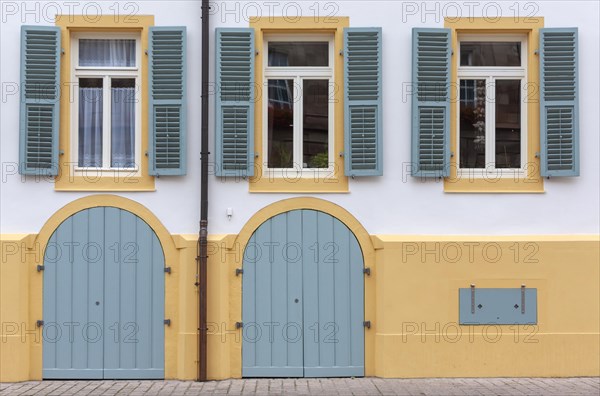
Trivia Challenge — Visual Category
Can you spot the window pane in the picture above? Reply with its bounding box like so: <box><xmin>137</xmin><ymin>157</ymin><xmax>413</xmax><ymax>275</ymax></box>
<box><xmin>78</xmin><ymin>78</ymin><xmax>103</xmax><ymax>167</ymax></box>
<box><xmin>79</xmin><ymin>39</ymin><xmax>136</xmax><ymax>67</ymax></box>
<box><xmin>268</xmin><ymin>42</ymin><xmax>328</xmax><ymax>66</ymax></box>
<box><xmin>460</xmin><ymin>79</ymin><xmax>486</xmax><ymax>169</ymax></box>
<box><xmin>303</xmin><ymin>80</ymin><xmax>329</xmax><ymax>168</ymax></box>
<box><xmin>495</xmin><ymin>80</ymin><xmax>521</xmax><ymax>169</ymax></box>
<box><xmin>460</xmin><ymin>42</ymin><xmax>521</xmax><ymax>67</ymax></box>
<box><xmin>267</xmin><ymin>79</ymin><xmax>294</xmax><ymax>168</ymax></box>
<box><xmin>111</xmin><ymin>79</ymin><xmax>136</xmax><ymax>168</ymax></box>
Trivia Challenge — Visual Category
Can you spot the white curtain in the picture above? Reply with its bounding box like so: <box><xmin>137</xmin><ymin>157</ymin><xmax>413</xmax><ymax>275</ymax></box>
<box><xmin>79</xmin><ymin>39</ymin><xmax>136</xmax><ymax>67</ymax></box>
<box><xmin>78</xmin><ymin>87</ymin><xmax>103</xmax><ymax>167</ymax></box>
<box><xmin>111</xmin><ymin>87</ymin><xmax>135</xmax><ymax>168</ymax></box>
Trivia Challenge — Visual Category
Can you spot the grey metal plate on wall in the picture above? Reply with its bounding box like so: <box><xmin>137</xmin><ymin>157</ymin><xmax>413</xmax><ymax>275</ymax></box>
<box><xmin>459</xmin><ymin>288</ymin><xmax>537</xmax><ymax>325</ymax></box>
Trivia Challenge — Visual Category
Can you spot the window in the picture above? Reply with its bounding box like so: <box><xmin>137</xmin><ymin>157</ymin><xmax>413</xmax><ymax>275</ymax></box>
<box><xmin>18</xmin><ymin>17</ymin><xmax>185</xmax><ymax>190</ymax></box>
<box><xmin>71</xmin><ymin>33</ymin><xmax>141</xmax><ymax>172</ymax></box>
<box><xmin>263</xmin><ymin>35</ymin><xmax>334</xmax><ymax>176</ymax></box>
<box><xmin>215</xmin><ymin>19</ymin><xmax>371</xmax><ymax>191</ymax></box>
<box><xmin>457</xmin><ymin>35</ymin><xmax>527</xmax><ymax>175</ymax></box>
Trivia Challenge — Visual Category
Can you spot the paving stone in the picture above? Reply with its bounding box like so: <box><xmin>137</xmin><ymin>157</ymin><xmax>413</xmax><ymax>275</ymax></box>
<box><xmin>1</xmin><ymin>377</ymin><xmax>600</xmax><ymax>395</ymax></box>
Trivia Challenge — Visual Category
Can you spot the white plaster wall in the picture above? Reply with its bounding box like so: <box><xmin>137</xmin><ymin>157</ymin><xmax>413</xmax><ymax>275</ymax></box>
<box><xmin>1</xmin><ymin>1</ymin><xmax>598</xmax><ymax>236</ymax></box>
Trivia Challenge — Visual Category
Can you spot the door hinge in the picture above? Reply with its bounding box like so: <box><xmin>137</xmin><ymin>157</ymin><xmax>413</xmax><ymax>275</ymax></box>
<box><xmin>363</xmin><ymin>267</ymin><xmax>371</xmax><ymax>276</ymax></box>
<box><xmin>164</xmin><ymin>319</ymin><xmax>171</xmax><ymax>326</ymax></box>
<box><xmin>363</xmin><ymin>321</ymin><xmax>371</xmax><ymax>329</ymax></box>
<box><xmin>36</xmin><ymin>320</ymin><xmax>44</xmax><ymax>327</ymax></box>
<box><xmin>36</xmin><ymin>265</ymin><xmax>44</xmax><ymax>272</ymax></box>
<box><xmin>235</xmin><ymin>268</ymin><xmax>244</xmax><ymax>276</ymax></box>
<box><xmin>235</xmin><ymin>321</ymin><xmax>243</xmax><ymax>329</ymax></box>
<box><xmin>164</xmin><ymin>267</ymin><xmax>172</xmax><ymax>274</ymax></box>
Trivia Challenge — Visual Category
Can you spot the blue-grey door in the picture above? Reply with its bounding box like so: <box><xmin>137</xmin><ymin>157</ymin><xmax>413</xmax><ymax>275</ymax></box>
<box><xmin>242</xmin><ymin>210</ymin><xmax>364</xmax><ymax>377</ymax></box>
<box><xmin>42</xmin><ymin>207</ymin><xmax>165</xmax><ymax>379</ymax></box>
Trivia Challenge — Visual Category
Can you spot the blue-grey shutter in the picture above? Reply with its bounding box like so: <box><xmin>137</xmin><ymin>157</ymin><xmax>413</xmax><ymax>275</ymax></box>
<box><xmin>215</xmin><ymin>28</ymin><xmax>255</xmax><ymax>177</ymax></box>
<box><xmin>411</xmin><ymin>28</ymin><xmax>451</xmax><ymax>177</ymax></box>
<box><xmin>344</xmin><ymin>27</ymin><xmax>383</xmax><ymax>176</ymax></box>
<box><xmin>540</xmin><ymin>28</ymin><xmax>579</xmax><ymax>177</ymax></box>
<box><xmin>19</xmin><ymin>26</ymin><xmax>61</xmax><ymax>176</ymax></box>
<box><xmin>148</xmin><ymin>26</ymin><xmax>186</xmax><ymax>176</ymax></box>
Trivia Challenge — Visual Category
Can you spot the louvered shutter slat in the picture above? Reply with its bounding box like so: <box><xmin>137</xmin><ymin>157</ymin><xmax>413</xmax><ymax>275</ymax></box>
<box><xmin>215</xmin><ymin>28</ymin><xmax>254</xmax><ymax>177</ymax></box>
<box><xmin>540</xmin><ymin>28</ymin><xmax>579</xmax><ymax>177</ymax></box>
<box><xmin>149</xmin><ymin>26</ymin><xmax>187</xmax><ymax>176</ymax></box>
<box><xmin>344</xmin><ymin>27</ymin><xmax>383</xmax><ymax>177</ymax></box>
<box><xmin>411</xmin><ymin>28</ymin><xmax>451</xmax><ymax>178</ymax></box>
<box><xmin>19</xmin><ymin>26</ymin><xmax>61</xmax><ymax>175</ymax></box>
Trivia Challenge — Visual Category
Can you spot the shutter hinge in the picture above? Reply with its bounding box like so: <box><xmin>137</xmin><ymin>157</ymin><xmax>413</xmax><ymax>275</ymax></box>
<box><xmin>339</xmin><ymin>151</ymin><xmax>344</xmax><ymax>158</ymax></box>
<box><xmin>339</xmin><ymin>49</ymin><xmax>344</xmax><ymax>56</ymax></box>
<box><xmin>363</xmin><ymin>321</ymin><xmax>371</xmax><ymax>329</ymax></box>
<box><xmin>59</xmin><ymin>150</ymin><xmax>64</xmax><ymax>156</ymax></box>
<box><xmin>255</xmin><ymin>152</ymin><xmax>260</xmax><ymax>158</ymax></box>
<box><xmin>534</xmin><ymin>49</ymin><xmax>539</xmax><ymax>55</ymax></box>
<box><xmin>235</xmin><ymin>268</ymin><xmax>244</xmax><ymax>276</ymax></box>
<box><xmin>451</xmin><ymin>49</ymin><xmax>454</xmax><ymax>56</ymax></box>
<box><xmin>535</xmin><ymin>152</ymin><xmax>541</xmax><ymax>158</ymax></box>
<box><xmin>363</xmin><ymin>267</ymin><xmax>371</xmax><ymax>276</ymax></box>
<box><xmin>164</xmin><ymin>319</ymin><xmax>171</xmax><ymax>326</ymax></box>
<box><xmin>450</xmin><ymin>151</ymin><xmax>455</xmax><ymax>158</ymax></box>
<box><xmin>61</xmin><ymin>48</ymin><xmax>65</xmax><ymax>55</ymax></box>
<box><xmin>255</xmin><ymin>50</ymin><xmax>259</xmax><ymax>56</ymax></box>
<box><xmin>36</xmin><ymin>265</ymin><xmax>44</xmax><ymax>272</ymax></box>
<box><xmin>145</xmin><ymin>49</ymin><xmax>149</xmax><ymax>55</ymax></box>
<box><xmin>164</xmin><ymin>267</ymin><xmax>172</xmax><ymax>274</ymax></box>
<box><xmin>36</xmin><ymin>320</ymin><xmax>44</xmax><ymax>327</ymax></box>
<box><xmin>235</xmin><ymin>321</ymin><xmax>243</xmax><ymax>329</ymax></box>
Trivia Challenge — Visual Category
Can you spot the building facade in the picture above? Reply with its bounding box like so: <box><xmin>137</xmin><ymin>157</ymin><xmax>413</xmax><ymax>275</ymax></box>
<box><xmin>0</xmin><ymin>0</ymin><xmax>598</xmax><ymax>381</ymax></box>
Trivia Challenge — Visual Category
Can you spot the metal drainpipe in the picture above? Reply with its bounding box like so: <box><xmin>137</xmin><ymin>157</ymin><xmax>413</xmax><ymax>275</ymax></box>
<box><xmin>197</xmin><ymin>0</ymin><xmax>210</xmax><ymax>382</ymax></box>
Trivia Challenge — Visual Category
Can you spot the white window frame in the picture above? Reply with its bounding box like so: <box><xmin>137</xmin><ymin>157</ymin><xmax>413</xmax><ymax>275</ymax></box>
<box><xmin>457</xmin><ymin>34</ymin><xmax>527</xmax><ymax>178</ymax></box>
<box><xmin>262</xmin><ymin>34</ymin><xmax>335</xmax><ymax>179</ymax></box>
<box><xmin>70</xmin><ymin>32</ymin><xmax>142</xmax><ymax>175</ymax></box>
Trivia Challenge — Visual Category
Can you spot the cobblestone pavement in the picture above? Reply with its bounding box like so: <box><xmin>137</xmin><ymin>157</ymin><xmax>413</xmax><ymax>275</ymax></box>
<box><xmin>1</xmin><ymin>377</ymin><xmax>598</xmax><ymax>396</ymax></box>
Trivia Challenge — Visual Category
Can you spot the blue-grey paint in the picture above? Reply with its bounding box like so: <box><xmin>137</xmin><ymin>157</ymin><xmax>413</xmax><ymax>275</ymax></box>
<box><xmin>459</xmin><ymin>288</ymin><xmax>537</xmax><ymax>325</ymax></box>
<box><xmin>215</xmin><ymin>28</ymin><xmax>255</xmax><ymax>177</ymax></box>
<box><xmin>43</xmin><ymin>207</ymin><xmax>165</xmax><ymax>379</ymax></box>
<box><xmin>411</xmin><ymin>28</ymin><xmax>451</xmax><ymax>178</ymax></box>
<box><xmin>242</xmin><ymin>210</ymin><xmax>364</xmax><ymax>378</ymax></box>
<box><xmin>148</xmin><ymin>26</ymin><xmax>187</xmax><ymax>176</ymax></box>
<box><xmin>539</xmin><ymin>28</ymin><xmax>579</xmax><ymax>177</ymax></box>
<box><xmin>343</xmin><ymin>27</ymin><xmax>383</xmax><ymax>177</ymax></box>
<box><xmin>19</xmin><ymin>26</ymin><xmax>61</xmax><ymax>176</ymax></box>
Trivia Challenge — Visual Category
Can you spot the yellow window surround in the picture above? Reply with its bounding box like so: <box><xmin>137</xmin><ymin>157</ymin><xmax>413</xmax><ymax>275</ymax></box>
<box><xmin>54</xmin><ymin>15</ymin><xmax>155</xmax><ymax>191</ymax></box>
<box><xmin>248</xmin><ymin>17</ymin><xmax>349</xmax><ymax>193</ymax></box>
<box><xmin>444</xmin><ymin>17</ymin><xmax>545</xmax><ymax>193</ymax></box>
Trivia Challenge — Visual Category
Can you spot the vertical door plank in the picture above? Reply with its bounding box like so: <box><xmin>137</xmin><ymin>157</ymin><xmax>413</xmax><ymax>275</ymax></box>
<box><xmin>242</xmin><ymin>233</ymin><xmax>257</xmax><ymax>372</ymax></box>
<box><xmin>135</xmin><ymin>217</ymin><xmax>153</xmax><ymax>369</ymax></box>
<box><xmin>87</xmin><ymin>207</ymin><xmax>105</xmax><ymax>373</ymax></box>
<box><xmin>301</xmin><ymin>210</ymin><xmax>319</xmax><ymax>371</ymax></box>
<box><xmin>150</xmin><ymin>232</ymin><xmax>165</xmax><ymax>372</ymax></box>
<box><xmin>54</xmin><ymin>215</ymin><xmax>73</xmax><ymax>370</ymax></box>
<box><xmin>103</xmin><ymin>207</ymin><xmax>122</xmax><ymax>374</ymax></box>
<box><xmin>270</xmin><ymin>213</ymin><xmax>288</xmax><ymax>368</ymax></box>
<box><xmin>253</xmin><ymin>218</ymin><xmax>272</xmax><ymax>369</ymax></box>
<box><xmin>333</xmin><ymin>221</ymin><xmax>351</xmax><ymax>368</ymax></box>
<box><xmin>285</xmin><ymin>210</ymin><xmax>304</xmax><ymax>372</ymax></box>
<box><xmin>349</xmin><ymin>234</ymin><xmax>365</xmax><ymax>372</ymax></box>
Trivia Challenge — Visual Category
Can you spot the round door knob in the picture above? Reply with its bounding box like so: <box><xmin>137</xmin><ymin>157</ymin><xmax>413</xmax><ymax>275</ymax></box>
<box><xmin>95</xmin><ymin>301</ymin><xmax>100</xmax><ymax>306</ymax></box>
<box><xmin>294</xmin><ymin>298</ymin><xmax>299</xmax><ymax>303</ymax></box>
